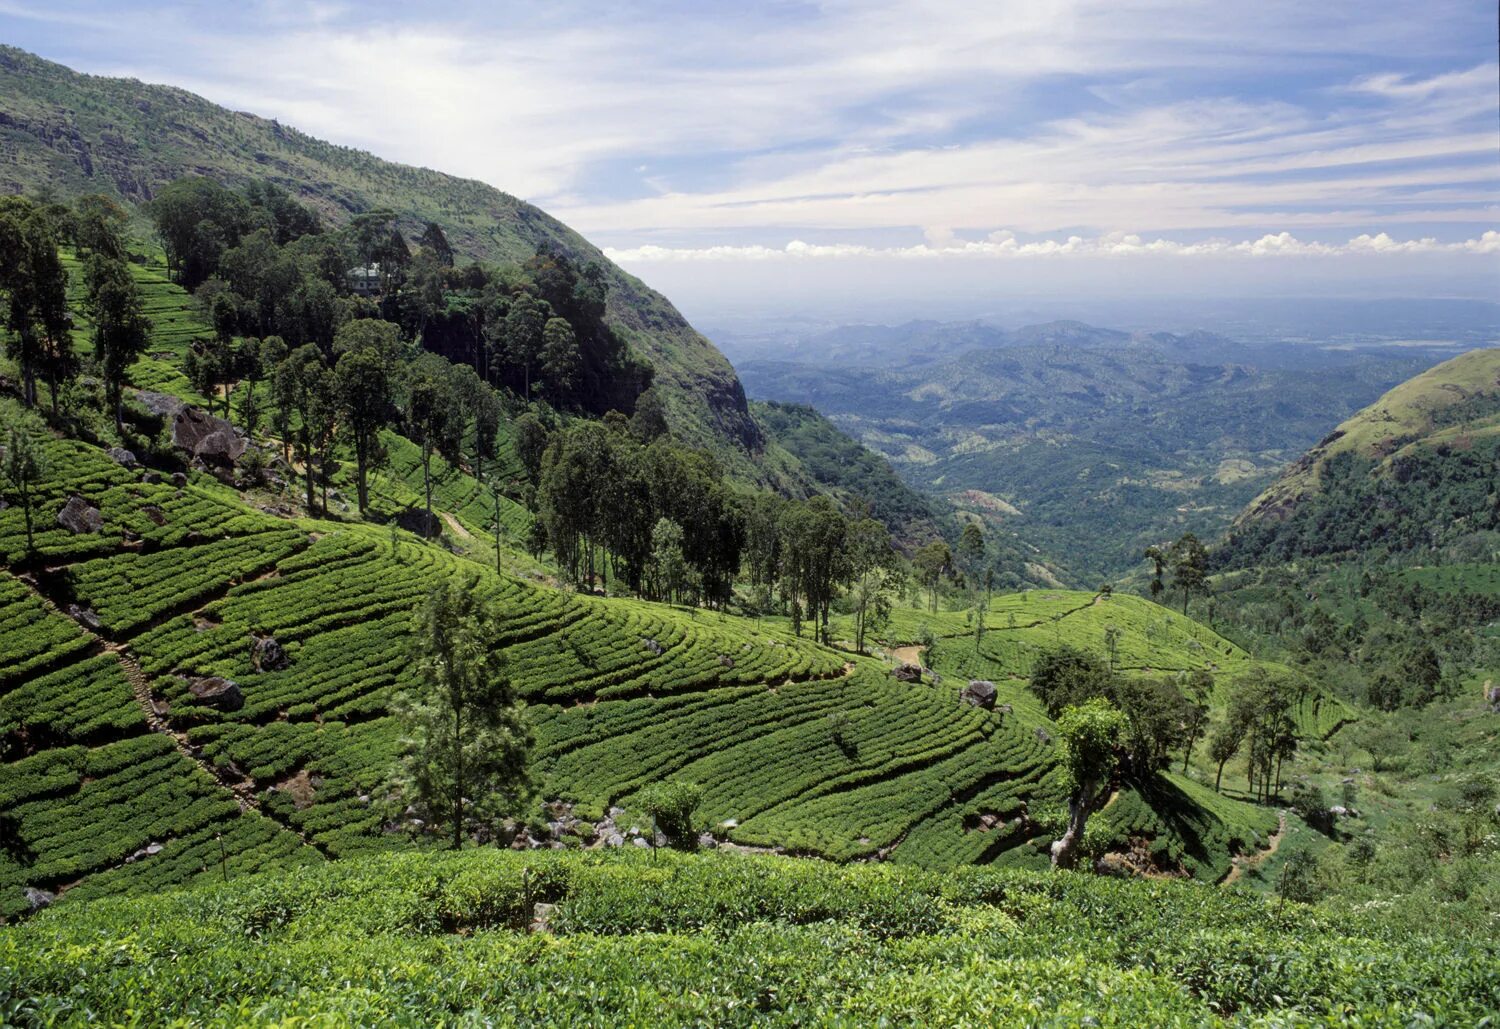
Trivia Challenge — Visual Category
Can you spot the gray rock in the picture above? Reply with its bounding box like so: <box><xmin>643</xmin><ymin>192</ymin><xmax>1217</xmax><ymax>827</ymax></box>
<box><xmin>56</xmin><ymin>494</ymin><xmax>103</xmax><ymax>534</ymax></box>
<box><xmin>641</xmin><ymin>637</ymin><xmax>664</xmax><ymax>656</ymax></box>
<box><xmin>67</xmin><ymin>604</ymin><xmax>102</xmax><ymax>631</ymax></box>
<box><xmin>961</xmin><ymin>680</ymin><xmax>998</xmax><ymax>709</ymax></box>
<box><xmin>250</xmin><ymin>635</ymin><xmax>289</xmax><ymax>672</ymax></box>
<box><xmin>106</xmin><ymin>446</ymin><xmax>137</xmax><ymax>467</ymax></box>
<box><xmin>697</xmin><ymin>832</ymin><xmax>718</xmax><ymax>849</ymax></box>
<box><xmin>188</xmin><ymin>676</ymin><xmax>243</xmax><ymax>712</ymax></box>
<box><xmin>141</xmin><ymin>471</ymin><xmax>162</xmax><ymax>485</ymax></box>
<box><xmin>170</xmin><ymin>472</ymin><xmax>188</xmax><ymax>488</ymax></box>
<box><xmin>605</xmin><ymin>832</ymin><xmax>625</xmax><ymax>848</ymax></box>
<box><xmin>892</xmin><ymin>663</ymin><xmax>922</xmax><ymax>683</ymax></box>
<box><xmin>631</xmin><ymin>836</ymin><xmax>650</xmax><ymax>848</ymax></box>
<box><xmin>717</xmin><ymin>654</ymin><xmax>735</xmax><ymax>669</ymax></box>
<box><xmin>24</xmin><ymin>887</ymin><xmax>55</xmax><ymax>913</ymax></box>
<box><xmin>136</xmin><ymin>391</ymin><xmax>185</xmax><ymax>418</ymax></box>
<box><xmin>171</xmin><ymin>406</ymin><xmax>246</xmax><ymax>466</ymax></box>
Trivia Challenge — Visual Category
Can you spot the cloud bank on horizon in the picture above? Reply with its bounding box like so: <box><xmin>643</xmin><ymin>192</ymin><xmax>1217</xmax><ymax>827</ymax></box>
<box><xmin>2</xmin><ymin>0</ymin><xmax>1496</xmax><ymax>312</ymax></box>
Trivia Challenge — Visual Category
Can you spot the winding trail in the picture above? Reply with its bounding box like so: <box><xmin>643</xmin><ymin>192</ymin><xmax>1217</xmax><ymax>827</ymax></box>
<box><xmin>1222</xmin><ymin>811</ymin><xmax>1287</xmax><ymax>886</ymax></box>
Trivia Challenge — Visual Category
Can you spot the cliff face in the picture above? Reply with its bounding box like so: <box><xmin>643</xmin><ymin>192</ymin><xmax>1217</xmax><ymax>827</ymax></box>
<box><xmin>0</xmin><ymin>45</ymin><xmax>764</xmax><ymax>462</ymax></box>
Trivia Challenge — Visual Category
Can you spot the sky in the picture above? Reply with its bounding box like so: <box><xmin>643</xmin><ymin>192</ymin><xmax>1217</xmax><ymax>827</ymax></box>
<box><xmin>2</xmin><ymin>0</ymin><xmax>1497</xmax><ymax>322</ymax></box>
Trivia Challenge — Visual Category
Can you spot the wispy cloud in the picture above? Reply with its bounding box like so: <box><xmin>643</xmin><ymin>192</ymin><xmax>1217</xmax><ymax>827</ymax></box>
<box><xmin>606</xmin><ymin>230</ymin><xmax>1500</xmax><ymax>263</ymax></box>
<box><xmin>1</xmin><ymin>0</ymin><xmax>1495</xmax><ymax>309</ymax></box>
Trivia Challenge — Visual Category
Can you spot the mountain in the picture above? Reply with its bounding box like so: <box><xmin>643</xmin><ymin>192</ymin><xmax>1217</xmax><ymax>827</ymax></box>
<box><xmin>0</xmin><ymin>46</ymin><xmax>769</xmax><ymax>473</ymax></box>
<box><xmin>1223</xmin><ymin>348</ymin><xmax>1500</xmax><ymax>565</ymax></box>
<box><xmin>736</xmin><ymin>320</ymin><xmax>1438</xmax><ymax>584</ymax></box>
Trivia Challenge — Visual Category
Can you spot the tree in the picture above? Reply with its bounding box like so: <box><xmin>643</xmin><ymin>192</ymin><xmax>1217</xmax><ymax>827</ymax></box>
<box><xmin>513</xmin><ymin>413</ymin><xmax>551</xmax><ymax>488</ymax></box>
<box><xmin>540</xmin><ymin>317</ymin><xmax>580</xmax><ymax>407</ymax></box>
<box><xmin>647</xmin><ymin>517</ymin><xmax>688</xmax><ymax>603</ymax></box>
<box><xmin>1103</xmin><ymin>625</ymin><xmax>1122</xmax><ymax>672</ymax></box>
<box><xmin>1028</xmin><ymin>646</ymin><xmax>1114</xmax><ymax>718</ymax></box>
<box><xmin>1051</xmin><ymin>698</ymin><xmax>1127</xmax><ymax>870</ymax></box>
<box><xmin>850</xmin><ymin>566</ymin><xmax>895</xmax><ymax>654</ymax></box>
<box><xmin>1170</xmin><ymin>533</ymin><xmax>1208</xmax><ymax>615</ymax></box>
<box><xmin>2</xmin><ymin>422</ymin><xmax>47</xmax><ymax>556</ymax></box>
<box><xmin>1208</xmin><ymin>722</ymin><xmax>1242</xmax><ymax>793</ymax></box>
<box><xmin>913</xmin><ymin>541</ymin><xmax>953</xmax><ymax>613</ymax></box>
<box><xmin>503</xmin><ymin>293</ymin><xmax>546</xmax><ymax>399</ymax></box>
<box><xmin>403</xmin><ymin>359</ymin><xmax>455</xmax><ymax>530</ymax></box>
<box><xmin>1143</xmin><ymin>544</ymin><xmax>1168</xmax><ymax>601</ymax></box>
<box><xmin>956</xmin><ymin>521</ymin><xmax>986</xmax><ymax>578</ymax></box>
<box><xmin>149</xmin><ymin>177</ymin><xmax>251</xmax><ymax>290</ymax></box>
<box><xmin>0</xmin><ymin>198</ymin><xmax>73</xmax><ymax>412</ymax></box>
<box><xmin>630</xmin><ymin>387</ymin><xmax>670</xmax><ymax>442</ymax></box>
<box><xmin>84</xmin><ymin>254</ymin><xmax>151</xmax><ymax>433</ymax></box>
<box><xmin>74</xmin><ymin>193</ymin><xmax>128</xmax><ymax>261</ymax></box>
<box><xmin>273</xmin><ymin>345</ymin><xmax>332</xmax><ymax>513</ymax></box>
<box><xmin>418</xmin><ymin>221</ymin><xmax>454</xmax><ymax>268</ymax></box>
<box><xmin>334</xmin><ymin>348</ymin><xmax>392</xmax><ymax>514</ymax></box>
<box><xmin>391</xmin><ymin>585</ymin><xmax>533</xmax><ymax>849</ymax></box>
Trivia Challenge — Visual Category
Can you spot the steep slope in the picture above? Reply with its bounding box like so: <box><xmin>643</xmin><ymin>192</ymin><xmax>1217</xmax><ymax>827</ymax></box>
<box><xmin>1224</xmin><ymin>348</ymin><xmax>1500</xmax><ymax>564</ymax></box>
<box><xmin>0</xmin><ymin>46</ymin><xmax>764</xmax><ymax>471</ymax></box>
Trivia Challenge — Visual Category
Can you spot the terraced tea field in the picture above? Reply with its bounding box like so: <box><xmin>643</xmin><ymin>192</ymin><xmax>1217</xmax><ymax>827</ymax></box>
<box><xmin>1</xmin><ymin>424</ymin><xmax>1291</xmax><ymax>916</ymax></box>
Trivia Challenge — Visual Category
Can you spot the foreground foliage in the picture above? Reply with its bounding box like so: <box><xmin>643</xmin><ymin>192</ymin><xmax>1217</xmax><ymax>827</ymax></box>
<box><xmin>2</xmin><ymin>848</ymin><xmax>1494</xmax><ymax>1026</ymax></box>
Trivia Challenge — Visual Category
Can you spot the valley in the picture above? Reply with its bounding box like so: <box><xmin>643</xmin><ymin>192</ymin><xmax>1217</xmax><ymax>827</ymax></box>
<box><xmin>0</xmin><ymin>36</ymin><xmax>1497</xmax><ymax>1028</ymax></box>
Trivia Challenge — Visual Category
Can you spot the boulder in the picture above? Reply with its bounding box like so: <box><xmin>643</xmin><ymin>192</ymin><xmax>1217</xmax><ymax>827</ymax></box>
<box><xmin>136</xmin><ymin>391</ymin><xmax>185</xmax><ymax>418</ymax></box>
<box><xmin>892</xmin><ymin>663</ymin><xmax>922</xmax><ymax>683</ymax></box>
<box><xmin>141</xmin><ymin>505</ymin><xmax>166</xmax><ymax>526</ymax></box>
<box><xmin>641</xmin><ymin>637</ymin><xmax>664</xmax><ymax>656</ymax></box>
<box><xmin>604</xmin><ymin>832</ymin><xmax>625</xmax><ymax>848</ymax></box>
<box><xmin>67</xmin><ymin>604</ymin><xmax>102</xmax><ymax>631</ymax></box>
<box><xmin>170</xmin><ymin>472</ymin><xmax>188</xmax><ymax>488</ymax></box>
<box><xmin>250</xmin><ymin>635</ymin><xmax>289</xmax><ymax>672</ymax></box>
<box><xmin>961</xmin><ymin>680</ymin><xmax>998</xmax><ymax>709</ymax></box>
<box><xmin>171</xmin><ymin>406</ymin><xmax>246</xmax><ymax>466</ymax></box>
<box><xmin>631</xmin><ymin>836</ymin><xmax>650</xmax><ymax>848</ymax></box>
<box><xmin>24</xmin><ymin>887</ymin><xmax>55</xmax><ymax>913</ymax></box>
<box><xmin>188</xmin><ymin>676</ymin><xmax>243</xmax><ymax>712</ymax></box>
<box><xmin>106</xmin><ymin>446</ymin><xmax>137</xmax><ymax>467</ymax></box>
<box><xmin>718</xmin><ymin>654</ymin><xmax>735</xmax><ymax>669</ymax></box>
<box><xmin>141</xmin><ymin>471</ymin><xmax>162</xmax><ymax>485</ymax></box>
<box><xmin>56</xmin><ymin>494</ymin><xmax>103</xmax><ymax>534</ymax></box>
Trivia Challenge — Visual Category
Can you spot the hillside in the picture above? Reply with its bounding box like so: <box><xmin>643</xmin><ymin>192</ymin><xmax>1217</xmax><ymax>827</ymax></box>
<box><xmin>1</xmin><ymin>399</ymin><xmax>1312</xmax><ymax>917</ymax></box>
<box><xmin>0</xmin><ymin>46</ymin><xmax>767</xmax><ymax>475</ymax></box>
<box><xmin>1224</xmin><ymin>348</ymin><xmax>1500</xmax><ymax>565</ymax></box>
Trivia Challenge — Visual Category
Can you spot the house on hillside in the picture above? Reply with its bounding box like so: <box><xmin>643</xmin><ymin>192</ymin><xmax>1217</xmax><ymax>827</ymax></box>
<box><xmin>346</xmin><ymin>263</ymin><xmax>382</xmax><ymax>296</ymax></box>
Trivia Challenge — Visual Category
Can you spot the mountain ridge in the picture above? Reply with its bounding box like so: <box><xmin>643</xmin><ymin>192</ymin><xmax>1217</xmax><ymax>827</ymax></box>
<box><xmin>0</xmin><ymin>45</ymin><xmax>768</xmax><ymax>471</ymax></box>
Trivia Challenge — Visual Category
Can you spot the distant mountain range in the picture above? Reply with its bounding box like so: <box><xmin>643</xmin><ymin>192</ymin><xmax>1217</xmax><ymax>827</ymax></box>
<box><xmin>731</xmin><ymin>317</ymin><xmax>1473</xmax><ymax>583</ymax></box>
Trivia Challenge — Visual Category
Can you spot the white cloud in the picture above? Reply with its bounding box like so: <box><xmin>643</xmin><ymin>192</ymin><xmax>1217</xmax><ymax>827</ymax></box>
<box><xmin>605</xmin><ymin>230</ymin><xmax>1500</xmax><ymax>263</ymax></box>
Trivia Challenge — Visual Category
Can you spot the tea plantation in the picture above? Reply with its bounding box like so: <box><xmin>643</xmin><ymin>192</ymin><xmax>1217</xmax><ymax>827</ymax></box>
<box><xmin>3</xmin><ymin>848</ymin><xmax>1494</xmax><ymax>1025</ymax></box>
<box><xmin>0</xmin><ymin>420</ymin><xmax>1303</xmax><ymax>920</ymax></box>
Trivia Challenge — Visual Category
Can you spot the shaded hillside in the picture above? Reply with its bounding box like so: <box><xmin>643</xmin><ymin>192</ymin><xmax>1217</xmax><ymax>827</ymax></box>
<box><xmin>0</xmin><ymin>46</ymin><xmax>765</xmax><ymax>473</ymax></box>
<box><xmin>1222</xmin><ymin>348</ymin><xmax>1500</xmax><ymax>565</ymax></box>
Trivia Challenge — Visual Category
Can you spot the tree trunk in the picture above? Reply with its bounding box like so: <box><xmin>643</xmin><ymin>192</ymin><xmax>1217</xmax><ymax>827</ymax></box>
<box><xmin>355</xmin><ymin>443</ymin><xmax>369</xmax><ymax>514</ymax></box>
<box><xmin>1050</xmin><ymin>779</ymin><xmax>1102</xmax><ymax>870</ymax></box>
<box><xmin>21</xmin><ymin>487</ymin><xmax>34</xmax><ymax>555</ymax></box>
<box><xmin>1215</xmin><ymin>758</ymin><xmax>1227</xmax><ymax>792</ymax></box>
<box><xmin>422</xmin><ymin>446</ymin><xmax>434</xmax><ymax>526</ymax></box>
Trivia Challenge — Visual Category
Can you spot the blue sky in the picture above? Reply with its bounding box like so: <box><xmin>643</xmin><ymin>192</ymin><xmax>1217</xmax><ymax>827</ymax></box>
<box><xmin>2</xmin><ymin>0</ymin><xmax>1496</xmax><ymax>318</ymax></box>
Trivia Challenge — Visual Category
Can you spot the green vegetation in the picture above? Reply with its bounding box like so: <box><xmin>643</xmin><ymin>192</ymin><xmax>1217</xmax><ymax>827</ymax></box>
<box><xmin>4</xmin><ymin>848</ymin><xmax>1495</xmax><ymax>1025</ymax></box>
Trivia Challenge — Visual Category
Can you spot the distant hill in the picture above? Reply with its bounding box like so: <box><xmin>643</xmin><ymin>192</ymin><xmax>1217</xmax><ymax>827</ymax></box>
<box><xmin>1223</xmin><ymin>348</ymin><xmax>1500</xmax><ymax>565</ymax></box>
<box><xmin>737</xmin><ymin>320</ymin><xmax>1436</xmax><ymax>583</ymax></box>
<box><xmin>0</xmin><ymin>46</ymin><xmax>768</xmax><ymax>475</ymax></box>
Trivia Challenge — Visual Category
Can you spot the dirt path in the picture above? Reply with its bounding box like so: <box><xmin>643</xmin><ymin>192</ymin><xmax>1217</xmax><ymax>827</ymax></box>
<box><xmin>1222</xmin><ymin>811</ymin><xmax>1287</xmax><ymax>886</ymax></box>
<box><xmin>440</xmin><ymin>512</ymin><xmax>473</xmax><ymax>540</ymax></box>
<box><xmin>889</xmin><ymin>645</ymin><xmax>925</xmax><ymax>666</ymax></box>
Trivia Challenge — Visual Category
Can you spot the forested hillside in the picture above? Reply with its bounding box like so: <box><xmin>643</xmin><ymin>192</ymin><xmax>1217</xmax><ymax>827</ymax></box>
<box><xmin>0</xmin><ymin>46</ymin><xmax>769</xmax><ymax>474</ymax></box>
